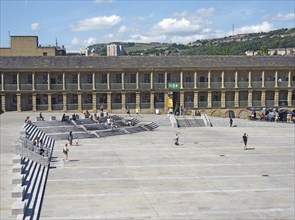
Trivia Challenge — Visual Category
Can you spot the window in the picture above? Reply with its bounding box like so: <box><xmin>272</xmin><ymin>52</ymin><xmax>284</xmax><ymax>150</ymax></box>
<box><xmin>115</xmin><ymin>74</ymin><xmax>122</xmax><ymax>83</ymax></box>
<box><xmin>0</xmin><ymin>74</ymin><xmax>2</xmax><ymax>84</ymax></box>
<box><xmin>158</xmin><ymin>73</ymin><xmax>164</xmax><ymax>83</ymax></box>
<box><xmin>43</xmin><ymin>74</ymin><xmax>48</xmax><ymax>84</ymax></box>
<box><xmin>58</xmin><ymin>94</ymin><xmax>63</xmax><ymax>104</ymax></box>
<box><xmin>142</xmin><ymin>93</ymin><xmax>150</xmax><ymax>102</ymax></box>
<box><xmin>43</xmin><ymin>52</ymin><xmax>47</xmax><ymax>56</ymax></box>
<box><xmin>144</xmin><ymin>74</ymin><xmax>150</xmax><ymax>83</ymax></box>
<box><xmin>57</xmin><ymin>74</ymin><xmax>63</xmax><ymax>84</ymax></box>
<box><xmin>28</xmin><ymin>75</ymin><xmax>32</xmax><ymax>84</ymax></box>
<box><xmin>28</xmin><ymin>95</ymin><xmax>32</xmax><ymax>105</ymax></box>
<box><xmin>159</xmin><ymin>93</ymin><xmax>164</xmax><ymax>102</ymax></box>
<box><xmin>87</xmin><ymin>74</ymin><xmax>92</xmax><ymax>83</ymax></box>
<box><xmin>12</xmin><ymin>75</ymin><xmax>17</xmax><ymax>84</ymax></box>
<box><xmin>13</xmin><ymin>95</ymin><xmax>17</xmax><ymax>104</ymax></box>
<box><xmin>130</xmin><ymin>93</ymin><xmax>136</xmax><ymax>103</ymax></box>
<box><xmin>73</xmin><ymin>94</ymin><xmax>78</xmax><ymax>104</ymax></box>
<box><xmin>167</xmin><ymin>73</ymin><xmax>171</xmax><ymax>82</ymax></box>
<box><xmin>72</xmin><ymin>74</ymin><xmax>78</xmax><ymax>84</ymax></box>
<box><xmin>86</xmin><ymin>94</ymin><xmax>92</xmax><ymax>103</ymax></box>
<box><xmin>102</xmin><ymin>74</ymin><xmax>107</xmax><ymax>83</ymax></box>
<box><xmin>185</xmin><ymin>76</ymin><xmax>192</xmax><ymax>82</ymax></box>
<box><xmin>130</xmin><ymin>74</ymin><xmax>136</xmax><ymax>83</ymax></box>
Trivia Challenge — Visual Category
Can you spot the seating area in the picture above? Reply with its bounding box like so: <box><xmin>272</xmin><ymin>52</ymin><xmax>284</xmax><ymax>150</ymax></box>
<box><xmin>95</xmin><ymin>129</ymin><xmax>127</xmax><ymax>137</ymax></box>
<box><xmin>177</xmin><ymin>118</ymin><xmax>206</xmax><ymax>127</ymax></box>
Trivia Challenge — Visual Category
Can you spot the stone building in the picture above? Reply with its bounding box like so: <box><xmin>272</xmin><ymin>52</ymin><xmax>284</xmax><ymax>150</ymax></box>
<box><xmin>0</xmin><ymin>55</ymin><xmax>294</xmax><ymax>118</ymax></box>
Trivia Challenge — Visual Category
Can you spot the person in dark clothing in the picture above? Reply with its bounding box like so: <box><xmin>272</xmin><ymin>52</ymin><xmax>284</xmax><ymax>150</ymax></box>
<box><xmin>242</xmin><ymin>133</ymin><xmax>248</xmax><ymax>150</ymax></box>
<box><xmin>229</xmin><ymin>117</ymin><xmax>233</xmax><ymax>127</ymax></box>
<box><xmin>40</xmin><ymin>112</ymin><xmax>44</xmax><ymax>121</ymax></box>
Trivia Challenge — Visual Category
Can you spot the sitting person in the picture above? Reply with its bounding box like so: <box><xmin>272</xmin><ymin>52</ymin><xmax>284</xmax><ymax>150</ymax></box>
<box><xmin>61</xmin><ymin>113</ymin><xmax>66</xmax><ymax>121</ymax></box>
<box><xmin>71</xmin><ymin>113</ymin><xmax>76</xmax><ymax>121</ymax></box>
<box><xmin>25</xmin><ymin>116</ymin><xmax>32</xmax><ymax>124</ymax></box>
<box><xmin>260</xmin><ymin>112</ymin><xmax>265</xmax><ymax>121</ymax></box>
<box><xmin>39</xmin><ymin>112</ymin><xmax>44</xmax><ymax>121</ymax></box>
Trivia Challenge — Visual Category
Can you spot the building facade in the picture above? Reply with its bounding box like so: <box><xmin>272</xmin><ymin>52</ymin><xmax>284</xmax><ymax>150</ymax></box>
<box><xmin>107</xmin><ymin>44</ymin><xmax>124</xmax><ymax>56</ymax></box>
<box><xmin>0</xmin><ymin>56</ymin><xmax>294</xmax><ymax>117</ymax></box>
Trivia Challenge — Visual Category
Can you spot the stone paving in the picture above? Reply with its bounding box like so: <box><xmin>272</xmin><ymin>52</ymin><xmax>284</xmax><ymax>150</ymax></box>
<box><xmin>0</xmin><ymin>112</ymin><xmax>294</xmax><ymax>219</ymax></box>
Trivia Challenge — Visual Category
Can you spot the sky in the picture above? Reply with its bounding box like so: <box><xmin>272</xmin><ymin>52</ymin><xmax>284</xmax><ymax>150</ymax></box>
<box><xmin>1</xmin><ymin>0</ymin><xmax>294</xmax><ymax>51</ymax></box>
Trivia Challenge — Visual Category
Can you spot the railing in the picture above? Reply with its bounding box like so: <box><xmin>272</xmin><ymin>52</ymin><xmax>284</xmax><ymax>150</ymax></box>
<box><xmin>211</xmin><ymin>82</ymin><xmax>221</xmax><ymax>89</ymax></box>
<box><xmin>252</xmin><ymin>100</ymin><xmax>262</xmax><ymax>106</ymax></box>
<box><xmin>140</xmin><ymin>102</ymin><xmax>150</xmax><ymax>109</ymax></box>
<box><xmin>96</xmin><ymin>83</ymin><xmax>107</xmax><ymax>90</ymax></box>
<box><xmin>111</xmin><ymin>103</ymin><xmax>122</xmax><ymax>109</ymax></box>
<box><xmin>224</xmin><ymin>82</ymin><xmax>235</xmax><ymax>88</ymax></box>
<box><xmin>20</xmin><ymin>84</ymin><xmax>33</xmax><ymax>91</ymax></box>
<box><xmin>184</xmin><ymin>101</ymin><xmax>194</xmax><ymax>108</ymax></box>
<box><xmin>154</xmin><ymin>83</ymin><xmax>165</xmax><ymax>89</ymax></box>
<box><xmin>252</xmin><ymin>81</ymin><xmax>262</xmax><ymax>88</ymax></box>
<box><xmin>81</xmin><ymin>83</ymin><xmax>93</xmax><ymax>90</ymax></box>
<box><xmin>238</xmin><ymin>82</ymin><xmax>248</xmax><ymax>88</ymax></box>
<box><xmin>198</xmin><ymin>101</ymin><xmax>207</xmax><ymax>108</ymax></box>
<box><xmin>126</xmin><ymin>103</ymin><xmax>136</xmax><ymax>109</ymax></box>
<box><xmin>239</xmin><ymin>101</ymin><xmax>248</xmax><ymax>107</ymax></box>
<box><xmin>36</xmin><ymin>84</ymin><xmax>48</xmax><ymax>90</ymax></box>
<box><xmin>140</xmin><ymin>83</ymin><xmax>151</xmax><ymax>89</ymax></box>
<box><xmin>125</xmin><ymin>83</ymin><xmax>137</xmax><ymax>90</ymax></box>
<box><xmin>266</xmin><ymin>100</ymin><xmax>274</xmax><ymax>107</ymax></box>
<box><xmin>36</xmin><ymin>104</ymin><xmax>48</xmax><ymax>111</ymax></box>
<box><xmin>5</xmin><ymin>84</ymin><xmax>17</xmax><ymax>90</ymax></box>
<box><xmin>225</xmin><ymin>101</ymin><xmax>235</xmax><ymax>108</ymax></box>
<box><xmin>66</xmin><ymin>84</ymin><xmax>78</xmax><ymax>90</ymax></box>
<box><xmin>197</xmin><ymin>82</ymin><xmax>208</xmax><ymax>88</ymax></box>
<box><xmin>50</xmin><ymin>84</ymin><xmax>63</xmax><ymax>91</ymax></box>
<box><xmin>82</xmin><ymin>103</ymin><xmax>93</xmax><ymax>110</ymax></box>
<box><xmin>110</xmin><ymin>83</ymin><xmax>122</xmax><ymax>90</ymax></box>
<box><xmin>278</xmin><ymin>81</ymin><xmax>288</xmax><ymax>87</ymax></box>
<box><xmin>265</xmin><ymin>81</ymin><xmax>275</xmax><ymax>88</ymax></box>
<box><xmin>67</xmin><ymin>104</ymin><xmax>78</xmax><ymax>110</ymax></box>
<box><xmin>212</xmin><ymin>101</ymin><xmax>221</xmax><ymax>108</ymax></box>
<box><xmin>52</xmin><ymin>104</ymin><xmax>63</xmax><ymax>110</ymax></box>
<box><xmin>183</xmin><ymin>82</ymin><xmax>194</xmax><ymax>89</ymax></box>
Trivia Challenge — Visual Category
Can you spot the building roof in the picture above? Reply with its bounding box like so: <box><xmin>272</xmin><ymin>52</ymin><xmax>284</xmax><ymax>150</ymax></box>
<box><xmin>0</xmin><ymin>56</ymin><xmax>294</xmax><ymax>71</ymax></box>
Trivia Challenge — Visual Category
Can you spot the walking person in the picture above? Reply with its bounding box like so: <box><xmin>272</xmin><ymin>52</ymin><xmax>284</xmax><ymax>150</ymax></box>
<box><xmin>242</xmin><ymin>133</ymin><xmax>249</xmax><ymax>150</ymax></box>
<box><xmin>175</xmin><ymin>133</ymin><xmax>179</xmax><ymax>146</ymax></box>
<box><xmin>40</xmin><ymin>112</ymin><xmax>44</xmax><ymax>121</ymax></box>
<box><xmin>68</xmin><ymin>131</ymin><xmax>73</xmax><ymax>146</ymax></box>
<box><xmin>63</xmin><ymin>143</ymin><xmax>69</xmax><ymax>161</ymax></box>
<box><xmin>229</xmin><ymin>116</ymin><xmax>233</xmax><ymax>127</ymax></box>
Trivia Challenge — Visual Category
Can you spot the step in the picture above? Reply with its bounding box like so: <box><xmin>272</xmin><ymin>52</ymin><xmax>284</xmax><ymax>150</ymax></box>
<box><xmin>12</xmin><ymin>173</ymin><xmax>25</xmax><ymax>185</ymax></box>
<box><xmin>12</xmin><ymin>184</ymin><xmax>26</xmax><ymax>199</ymax></box>
<box><xmin>12</xmin><ymin>164</ymin><xmax>24</xmax><ymax>174</ymax></box>
<box><xmin>11</xmin><ymin>199</ymin><xmax>27</xmax><ymax>215</ymax></box>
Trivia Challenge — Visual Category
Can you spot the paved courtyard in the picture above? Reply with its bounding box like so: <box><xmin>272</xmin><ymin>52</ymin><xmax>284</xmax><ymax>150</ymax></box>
<box><xmin>1</xmin><ymin>112</ymin><xmax>294</xmax><ymax>219</ymax></box>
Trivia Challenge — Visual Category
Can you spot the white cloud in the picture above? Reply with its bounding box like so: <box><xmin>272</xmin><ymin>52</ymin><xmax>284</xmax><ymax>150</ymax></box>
<box><xmin>70</xmin><ymin>15</ymin><xmax>121</xmax><ymax>31</ymax></box>
<box><xmin>71</xmin><ymin>37</ymin><xmax>80</xmax><ymax>46</ymax></box>
<box><xmin>273</xmin><ymin>13</ymin><xmax>295</xmax><ymax>21</ymax></box>
<box><xmin>234</xmin><ymin>21</ymin><xmax>274</xmax><ymax>34</ymax></box>
<box><xmin>31</xmin><ymin>23</ymin><xmax>41</xmax><ymax>30</ymax></box>
<box><xmin>83</xmin><ymin>37</ymin><xmax>98</xmax><ymax>46</ymax></box>
<box><xmin>118</xmin><ymin>25</ymin><xmax>127</xmax><ymax>33</ymax></box>
<box><xmin>152</xmin><ymin>18</ymin><xmax>201</xmax><ymax>35</ymax></box>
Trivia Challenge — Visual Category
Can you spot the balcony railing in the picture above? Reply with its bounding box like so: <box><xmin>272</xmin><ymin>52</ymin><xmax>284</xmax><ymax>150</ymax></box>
<box><xmin>239</xmin><ymin>101</ymin><xmax>248</xmax><ymax>107</ymax></box>
<box><xmin>96</xmin><ymin>83</ymin><xmax>107</xmax><ymax>90</ymax></box>
<box><xmin>36</xmin><ymin>84</ymin><xmax>48</xmax><ymax>90</ymax></box>
<box><xmin>252</xmin><ymin>81</ymin><xmax>262</xmax><ymax>88</ymax></box>
<box><xmin>5</xmin><ymin>84</ymin><xmax>17</xmax><ymax>90</ymax></box>
<box><xmin>211</xmin><ymin>82</ymin><xmax>221</xmax><ymax>89</ymax></box>
<box><xmin>111</xmin><ymin>102</ymin><xmax>122</xmax><ymax>109</ymax></box>
<box><xmin>66</xmin><ymin>84</ymin><xmax>78</xmax><ymax>90</ymax></box>
<box><xmin>224</xmin><ymin>82</ymin><xmax>235</xmax><ymax>88</ymax></box>
<box><xmin>184</xmin><ymin>101</ymin><xmax>194</xmax><ymax>108</ymax></box>
<box><xmin>265</xmin><ymin>81</ymin><xmax>275</xmax><ymax>88</ymax></box>
<box><xmin>82</xmin><ymin>103</ymin><xmax>93</xmax><ymax>110</ymax></box>
<box><xmin>252</xmin><ymin>100</ymin><xmax>262</xmax><ymax>106</ymax></box>
<box><xmin>140</xmin><ymin>102</ymin><xmax>150</xmax><ymax>109</ymax></box>
<box><xmin>183</xmin><ymin>82</ymin><xmax>194</xmax><ymax>89</ymax></box>
<box><xmin>212</xmin><ymin>101</ymin><xmax>221</xmax><ymax>108</ymax></box>
<box><xmin>225</xmin><ymin>101</ymin><xmax>234</xmax><ymax>108</ymax></box>
<box><xmin>278</xmin><ymin>81</ymin><xmax>288</xmax><ymax>87</ymax></box>
<box><xmin>110</xmin><ymin>83</ymin><xmax>122</xmax><ymax>90</ymax></box>
<box><xmin>154</xmin><ymin>102</ymin><xmax>164</xmax><ymax>108</ymax></box>
<box><xmin>154</xmin><ymin>83</ymin><xmax>165</xmax><ymax>89</ymax></box>
<box><xmin>37</xmin><ymin>104</ymin><xmax>48</xmax><ymax>111</ymax></box>
<box><xmin>51</xmin><ymin>84</ymin><xmax>63</xmax><ymax>91</ymax></box>
<box><xmin>238</xmin><ymin>82</ymin><xmax>248</xmax><ymax>88</ymax></box>
<box><xmin>140</xmin><ymin>83</ymin><xmax>151</xmax><ymax>89</ymax></box>
<box><xmin>126</xmin><ymin>103</ymin><xmax>136</xmax><ymax>109</ymax></box>
<box><xmin>52</xmin><ymin>104</ymin><xmax>63</xmax><ymax>110</ymax></box>
<box><xmin>81</xmin><ymin>83</ymin><xmax>93</xmax><ymax>90</ymax></box>
<box><xmin>197</xmin><ymin>82</ymin><xmax>208</xmax><ymax>88</ymax></box>
<box><xmin>67</xmin><ymin>104</ymin><xmax>78</xmax><ymax>110</ymax></box>
<box><xmin>125</xmin><ymin>83</ymin><xmax>137</xmax><ymax>90</ymax></box>
<box><xmin>198</xmin><ymin>101</ymin><xmax>208</xmax><ymax>108</ymax></box>
<box><xmin>20</xmin><ymin>84</ymin><xmax>33</xmax><ymax>91</ymax></box>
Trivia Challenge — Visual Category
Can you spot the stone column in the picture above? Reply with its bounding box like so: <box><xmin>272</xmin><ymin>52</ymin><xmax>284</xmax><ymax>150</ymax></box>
<box><xmin>77</xmin><ymin>73</ymin><xmax>81</xmax><ymax>91</ymax></box>
<box><xmin>288</xmin><ymin>70</ymin><xmax>291</xmax><ymax>88</ymax></box>
<box><xmin>164</xmin><ymin>92</ymin><xmax>168</xmax><ymax>112</ymax></box>
<box><xmin>234</xmin><ymin>90</ymin><xmax>239</xmax><ymax>107</ymax></box>
<box><xmin>221</xmin><ymin>91</ymin><xmax>226</xmax><ymax>108</ymax></box>
<box><xmin>92</xmin><ymin>92</ymin><xmax>97</xmax><ymax>113</ymax></box>
<box><xmin>194</xmin><ymin>72</ymin><xmax>198</xmax><ymax>89</ymax></box>
<box><xmin>275</xmin><ymin>70</ymin><xmax>278</xmax><ymax>88</ymax></box>
<box><xmin>1</xmin><ymin>94</ymin><xmax>6</xmax><ymax>112</ymax></box>
<box><xmin>32</xmin><ymin>72</ymin><xmax>35</xmax><ymax>91</ymax></box>
<box><xmin>235</xmin><ymin>71</ymin><xmax>238</xmax><ymax>88</ymax></box>
<box><xmin>261</xmin><ymin>71</ymin><xmax>265</xmax><ymax>88</ymax></box>
<box><xmin>17</xmin><ymin>93</ymin><xmax>21</xmax><ymax>112</ymax></box>
<box><xmin>150</xmin><ymin>71</ymin><xmax>154</xmax><ymax>89</ymax></box>
<box><xmin>77</xmin><ymin>93</ymin><xmax>82</xmax><ymax>112</ymax></box>
<box><xmin>107</xmin><ymin>73</ymin><xmax>110</xmax><ymax>90</ymax></box>
<box><xmin>62</xmin><ymin>93</ymin><xmax>67</xmax><ymax>112</ymax></box>
<box><xmin>248</xmin><ymin>71</ymin><xmax>252</xmax><ymax>88</ymax></box>
<box><xmin>47</xmin><ymin>72</ymin><xmax>51</xmax><ymax>91</ymax></box>
<box><xmin>180</xmin><ymin>91</ymin><xmax>184</xmax><ymax>108</ymax></box>
<box><xmin>136</xmin><ymin>92</ymin><xmax>140</xmax><ymax>109</ymax></box>
<box><xmin>261</xmin><ymin>91</ymin><xmax>266</xmax><ymax>107</ymax></box>
<box><xmin>274</xmin><ymin>90</ymin><xmax>279</xmax><ymax>106</ymax></box>
<box><xmin>221</xmin><ymin>71</ymin><xmax>225</xmax><ymax>88</ymax></box>
<box><xmin>122</xmin><ymin>72</ymin><xmax>125</xmax><ymax>90</ymax></box>
<box><xmin>165</xmin><ymin>72</ymin><xmax>168</xmax><ymax>89</ymax></box>
<box><xmin>62</xmin><ymin>72</ymin><xmax>66</xmax><ymax>91</ymax></box>
<box><xmin>287</xmin><ymin>89</ymin><xmax>292</xmax><ymax>107</ymax></box>
<box><xmin>32</xmin><ymin>93</ymin><xmax>37</xmax><ymax>112</ymax></box>
<box><xmin>17</xmin><ymin>73</ymin><xmax>20</xmax><ymax>91</ymax></box>
<box><xmin>248</xmin><ymin>90</ymin><xmax>253</xmax><ymax>107</ymax></box>
<box><xmin>1</xmin><ymin>73</ymin><xmax>4</xmax><ymax>91</ymax></box>
<box><xmin>136</xmin><ymin>72</ymin><xmax>139</xmax><ymax>89</ymax></box>
<box><xmin>48</xmin><ymin>93</ymin><xmax>52</xmax><ymax>112</ymax></box>
<box><xmin>121</xmin><ymin>92</ymin><xmax>126</xmax><ymax>112</ymax></box>
<box><xmin>207</xmin><ymin>91</ymin><xmax>212</xmax><ymax>108</ymax></box>
<box><xmin>193</xmin><ymin>91</ymin><xmax>198</xmax><ymax>108</ymax></box>
<box><xmin>92</xmin><ymin>72</ymin><xmax>96</xmax><ymax>90</ymax></box>
<box><xmin>180</xmin><ymin>72</ymin><xmax>183</xmax><ymax>89</ymax></box>
<box><xmin>107</xmin><ymin>92</ymin><xmax>112</xmax><ymax>112</ymax></box>
<box><xmin>207</xmin><ymin>71</ymin><xmax>211</xmax><ymax>89</ymax></box>
<box><xmin>150</xmin><ymin>92</ymin><xmax>155</xmax><ymax>113</ymax></box>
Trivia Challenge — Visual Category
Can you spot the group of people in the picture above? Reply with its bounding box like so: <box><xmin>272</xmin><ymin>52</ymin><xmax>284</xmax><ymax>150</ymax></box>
<box><xmin>33</xmin><ymin>137</ymin><xmax>45</xmax><ymax>155</ymax></box>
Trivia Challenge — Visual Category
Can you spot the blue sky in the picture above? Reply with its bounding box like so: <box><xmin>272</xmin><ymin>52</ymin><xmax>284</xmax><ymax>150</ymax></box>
<box><xmin>1</xmin><ymin>0</ymin><xmax>294</xmax><ymax>51</ymax></box>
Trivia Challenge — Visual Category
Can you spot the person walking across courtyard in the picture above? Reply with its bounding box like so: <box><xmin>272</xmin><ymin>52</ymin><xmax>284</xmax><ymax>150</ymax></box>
<box><xmin>63</xmin><ymin>143</ymin><xmax>69</xmax><ymax>161</ymax></box>
<box><xmin>242</xmin><ymin>133</ymin><xmax>248</xmax><ymax>150</ymax></box>
<box><xmin>229</xmin><ymin>116</ymin><xmax>233</xmax><ymax>127</ymax></box>
<box><xmin>175</xmin><ymin>133</ymin><xmax>179</xmax><ymax>146</ymax></box>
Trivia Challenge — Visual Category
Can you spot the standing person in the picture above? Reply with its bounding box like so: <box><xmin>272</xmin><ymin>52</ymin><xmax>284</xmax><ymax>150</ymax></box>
<box><xmin>40</xmin><ymin>112</ymin><xmax>44</xmax><ymax>121</ymax></box>
<box><xmin>126</xmin><ymin>105</ymin><xmax>131</xmax><ymax>117</ymax></box>
<box><xmin>229</xmin><ymin>116</ymin><xmax>233</xmax><ymax>127</ymax></box>
<box><xmin>136</xmin><ymin>107</ymin><xmax>139</xmax><ymax>117</ymax></box>
<box><xmin>68</xmin><ymin>131</ymin><xmax>73</xmax><ymax>146</ymax></box>
<box><xmin>175</xmin><ymin>133</ymin><xmax>179</xmax><ymax>146</ymax></box>
<box><xmin>242</xmin><ymin>133</ymin><xmax>249</xmax><ymax>150</ymax></box>
<box><xmin>63</xmin><ymin>143</ymin><xmax>69</xmax><ymax>161</ymax></box>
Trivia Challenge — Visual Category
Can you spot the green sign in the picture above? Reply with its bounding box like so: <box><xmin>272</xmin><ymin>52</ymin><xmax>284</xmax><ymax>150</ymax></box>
<box><xmin>168</xmin><ymin>83</ymin><xmax>180</xmax><ymax>89</ymax></box>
